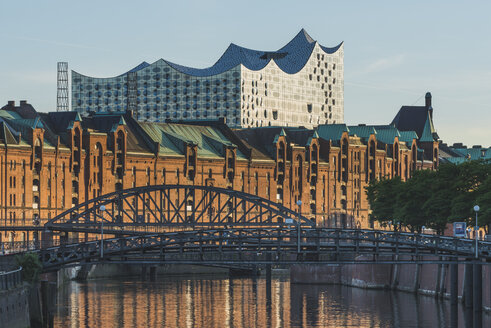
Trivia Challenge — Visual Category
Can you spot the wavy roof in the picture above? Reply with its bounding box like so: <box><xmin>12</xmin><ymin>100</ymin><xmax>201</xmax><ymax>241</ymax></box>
<box><xmin>76</xmin><ymin>29</ymin><xmax>342</xmax><ymax>79</ymax></box>
<box><xmin>164</xmin><ymin>29</ymin><xmax>342</xmax><ymax>76</ymax></box>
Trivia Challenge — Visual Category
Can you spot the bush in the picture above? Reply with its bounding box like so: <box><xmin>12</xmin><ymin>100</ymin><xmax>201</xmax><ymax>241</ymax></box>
<box><xmin>15</xmin><ymin>252</ymin><xmax>42</xmax><ymax>283</ymax></box>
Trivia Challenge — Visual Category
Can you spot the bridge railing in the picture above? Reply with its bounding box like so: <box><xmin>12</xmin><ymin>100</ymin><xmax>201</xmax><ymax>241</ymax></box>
<box><xmin>0</xmin><ymin>266</ymin><xmax>23</xmax><ymax>290</ymax></box>
<box><xmin>1</xmin><ymin>236</ymin><xmax>101</xmax><ymax>255</ymax></box>
<box><xmin>1</xmin><ymin>241</ymin><xmax>39</xmax><ymax>254</ymax></box>
<box><xmin>38</xmin><ymin>227</ymin><xmax>491</xmax><ymax>271</ymax></box>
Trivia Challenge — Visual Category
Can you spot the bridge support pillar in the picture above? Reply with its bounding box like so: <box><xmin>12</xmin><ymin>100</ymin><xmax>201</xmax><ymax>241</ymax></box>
<box><xmin>141</xmin><ymin>265</ymin><xmax>147</xmax><ymax>280</ymax></box>
<box><xmin>464</xmin><ymin>262</ymin><xmax>473</xmax><ymax>308</ymax></box>
<box><xmin>266</xmin><ymin>252</ymin><xmax>272</xmax><ymax>308</ymax></box>
<box><xmin>473</xmin><ymin>262</ymin><xmax>482</xmax><ymax>326</ymax></box>
<box><xmin>450</xmin><ymin>261</ymin><xmax>458</xmax><ymax>306</ymax></box>
<box><xmin>450</xmin><ymin>260</ymin><xmax>459</xmax><ymax>328</ymax></box>
<box><xmin>149</xmin><ymin>266</ymin><xmax>157</xmax><ymax>281</ymax></box>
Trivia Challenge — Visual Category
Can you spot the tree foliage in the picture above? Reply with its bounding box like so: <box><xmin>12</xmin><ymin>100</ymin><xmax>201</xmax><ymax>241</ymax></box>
<box><xmin>366</xmin><ymin>177</ymin><xmax>402</xmax><ymax>229</ymax></box>
<box><xmin>15</xmin><ymin>252</ymin><xmax>42</xmax><ymax>283</ymax></box>
<box><xmin>365</xmin><ymin>160</ymin><xmax>491</xmax><ymax>234</ymax></box>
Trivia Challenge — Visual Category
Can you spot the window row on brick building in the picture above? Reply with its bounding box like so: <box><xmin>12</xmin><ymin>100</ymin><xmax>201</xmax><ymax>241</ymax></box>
<box><xmin>0</xmin><ymin>98</ymin><xmax>438</xmax><ymax>243</ymax></box>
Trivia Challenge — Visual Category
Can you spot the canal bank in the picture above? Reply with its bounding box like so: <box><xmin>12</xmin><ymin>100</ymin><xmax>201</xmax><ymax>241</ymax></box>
<box><xmin>0</xmin><ymin>266</ymin><xmax>30</xmax><ymax>328</ymax></box>
<box><xmin>290</xmin><ymin>256</ymin><xmax>491</xmax><ymax>312</ymax></box>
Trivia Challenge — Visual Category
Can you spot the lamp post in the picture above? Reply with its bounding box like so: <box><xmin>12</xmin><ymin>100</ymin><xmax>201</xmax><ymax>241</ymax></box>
<box><xmin>296</xmin><ymin>200</ymin><xmax>302</xmax><ymax>254</ymax></box>
<box><xmin>100</xmin><ymin>205</ymin><xmax>106</xmax><ymax>259</ymax></box>
<box><xmin>474</xmin><ymin>205</ymin><xmax>479</xmax><ymax>259</ymax></box>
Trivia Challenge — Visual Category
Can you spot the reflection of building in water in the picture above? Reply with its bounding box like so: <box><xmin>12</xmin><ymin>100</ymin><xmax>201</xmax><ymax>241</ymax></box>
<box><xmin>0</xmin><ymin>97</ymin><xmax>438</xmax><ymax>243</ymax></box>
<box><xmin>53</xmin><ymin>277</ymin><xmax>475</xmax><ymax>327</ymax></box>
<box><xmin>55</xmin><ymin>278</ymin><xmax>292</xmax><ymax>327</ymax></box>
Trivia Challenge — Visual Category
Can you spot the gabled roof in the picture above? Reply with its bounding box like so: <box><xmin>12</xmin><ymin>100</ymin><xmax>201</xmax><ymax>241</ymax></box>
<box><xmin>370</xmin><ymin>125</ymin><xmax>401</xmax><ymax>145</ymax></box>
<box><xmin>41</xmin><ymin>112</ymin><xmax>80</xmax><ymax>134</ymax></box>
<box><xmin>138</xmin><ymin>122</ymin><xmax>246</xmax><ymax>159</ymax></box>
<box><xmin>235</xmin><ymin>126</ymin><xmax>317</xmax><ymax>160</ymax></box>
<box><xmin>391</xmin><ymin>105</ymin><xmax>438</xmax><ymax>141</ymax></box>
<box><xmin>419</xmin><ymin>112</ymin><xmax>436</xmax><ymax>142</ymax></box>
<box><xmin>316</xmin><ymin>124</ymin><xmax>349</xmax><ymax>143</ymax></box>
<box><xmin>398</xmin><ymin>131</ymin><xmax>418</xmax><ymax>145</ymax></box>
<box><xmin>82</xmin><ymin>113</ymin><xmax>127</xmax><ymax>133</ymax></box>
<box><xmin>347</xmin><ymin>125</ymin><xmax>376</xmax><ymax>140</ymax></box>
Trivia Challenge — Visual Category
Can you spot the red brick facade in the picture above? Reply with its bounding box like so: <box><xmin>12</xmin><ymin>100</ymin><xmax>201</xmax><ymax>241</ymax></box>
<box><xmin>0</xmin><ymin>101</ymin><xmax>438</xmax><ymax>243</ymax></box>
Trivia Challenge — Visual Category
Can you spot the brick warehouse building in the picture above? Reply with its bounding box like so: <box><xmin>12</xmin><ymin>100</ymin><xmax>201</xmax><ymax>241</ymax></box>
<box><xmin>0</xmin><ymin>96</ymin><xmax>438</xmax><ymax>244</ymax></box>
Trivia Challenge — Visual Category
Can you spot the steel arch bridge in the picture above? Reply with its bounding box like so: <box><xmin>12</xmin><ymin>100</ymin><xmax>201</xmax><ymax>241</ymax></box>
<box><xmin>45</xmin><ymin>185</ymin><xmax>315</xmax><ymax>235</ymax></box>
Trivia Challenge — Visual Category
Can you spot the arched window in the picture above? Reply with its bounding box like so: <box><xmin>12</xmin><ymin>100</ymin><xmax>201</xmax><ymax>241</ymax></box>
<box><xmin>341</xmin><ymin>138</ymin><xmax>348</xmax><ymax>182</ymax></box>
<box><xmin>394</xmin><ymin>143</ymin><xmax>399</xmax><ymax>176</ymax></box>
<box><xmin>34</xmin><ymin>138</ymin><xmax>42</xmax><ymax>159</ymax></box>
<box><xmin>95</xmin><ymin>143</ymin><xmax>103</xmax><ymax>184</ymax></box>
<box><xmin>296</xmin><ymin>155</ymin><xmax>303</xmax><ymax>195</ymax></box>
<box><xmin>117</xmin><ymin>130</ymin><xmax>125</xmax><ymax>151</ymax></box>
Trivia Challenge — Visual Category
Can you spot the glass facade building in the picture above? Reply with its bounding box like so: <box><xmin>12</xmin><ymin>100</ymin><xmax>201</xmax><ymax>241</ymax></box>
<box><xmin>72</xmin><ymin>30</ymin><xmax>344</xmax><ymax>128</ymax></box>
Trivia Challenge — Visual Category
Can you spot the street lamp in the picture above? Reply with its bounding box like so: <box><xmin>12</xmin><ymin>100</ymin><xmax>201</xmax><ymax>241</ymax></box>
<box><xmin>296</xmin><ymin>200</ymin><xmax>302</xmax><ymax>254</ymax></box>
<box><xmin>100</xmin><ymin>205</ymin><xmax>106</xmax><ymax>259</ymax></box>
<box><xmin>473</xmin><ymin>205</ymin><xmax>479</xmax><ymax>259</ymax></box>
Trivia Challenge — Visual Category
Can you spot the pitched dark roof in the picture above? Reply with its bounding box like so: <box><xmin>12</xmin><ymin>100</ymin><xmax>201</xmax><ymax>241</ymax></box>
<box><xmin>0</xmin><ymin>101</ymin><xmax>38</xmax><ymax>119</ymax></box>
<box><xmin>391</xmin><ymin>106</ymin><xmax>438</xmax><ymax>141</ymax></box>
<box><xmin>40</xmin><ymin>112</ymin><xmax>80</xmax><ymax>134</ymax></box>
<box><xmin>235</xmin><ymin>126</ymin><xmax>316</xmax><ymax>160</ymax></box>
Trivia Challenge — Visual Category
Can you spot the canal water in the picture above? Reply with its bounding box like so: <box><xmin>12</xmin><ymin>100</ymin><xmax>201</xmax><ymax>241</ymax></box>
<box><xmin>52</xmin><ymin>274</ymin><xmax>490</xmax><ymax>327</ymax></box>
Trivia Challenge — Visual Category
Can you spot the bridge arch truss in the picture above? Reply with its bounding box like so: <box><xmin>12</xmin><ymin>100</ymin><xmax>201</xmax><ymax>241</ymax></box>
<box><xmin>45</xmin><ymin>185</ymin><xmax>314</xmax><ymax>234</ymax></box>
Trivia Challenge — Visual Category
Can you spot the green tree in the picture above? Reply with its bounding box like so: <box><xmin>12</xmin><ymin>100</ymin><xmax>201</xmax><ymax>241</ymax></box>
<box><xmin>422</xmin><ymin>163</ymin><xmax>460</xmax><ymax>234</ymax></box>
<box><xmin>15</xmin><ymin>252</ymin><xmax>42</xmax><ymax>283</ymax></box>
<box><xmin>450</xmin><ymin>160</ymin><xmax>490</xmax><ymax>221</ymax></box>
<box><xmin>366</xmin><ymin>177</ymin><xmax>403</xmax><ymax>229</ymax></box>
<box><xmin>395</xmin><ymin>170</ymin><xmax>434</xmax><ymax>232</ymax></box>
<box><xmin>475</xmin><ymin>175</ymin><xmax>491</xmax><ymax>233</ymax></box>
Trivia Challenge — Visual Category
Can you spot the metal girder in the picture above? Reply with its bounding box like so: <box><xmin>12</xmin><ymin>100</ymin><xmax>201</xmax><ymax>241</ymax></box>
<box><xmin>38</xmin><ymin>227</ymin><xmax>491</xmax><ymax>271</ymax></box>
<box><xmin>45</xmin><ymin>185</ymin><xmax>314</xmax><ymax>234</ymax></box>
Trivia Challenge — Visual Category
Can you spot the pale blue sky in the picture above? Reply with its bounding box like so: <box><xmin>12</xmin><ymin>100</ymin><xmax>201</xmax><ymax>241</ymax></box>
<box><xmin>1</xmin><ymin>0</ymin><xmax>490</xmax><ymax>146</ymax></box>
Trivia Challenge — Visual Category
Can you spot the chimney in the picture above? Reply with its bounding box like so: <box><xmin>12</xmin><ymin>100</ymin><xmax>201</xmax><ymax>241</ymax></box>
<box><xmin>425</xmin><ymin>92</ymin><xmax>432</xmax><ymax>108</ymax></box>
<box><xmin>8</xmin><ymin>100</ymin><xmax>15</xmax><ymax>107</ymax></box>
<box><xmin>20</xmin><ymin>100</ymin><xmax>27</xmax><ymax>106</ymax></box>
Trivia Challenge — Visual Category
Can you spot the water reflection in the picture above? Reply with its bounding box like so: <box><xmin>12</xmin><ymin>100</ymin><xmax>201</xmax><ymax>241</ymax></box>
<box><xmin>53</xmin><ymin>275</ymin><xmax>490</xmax><ymax>327</ymax></box>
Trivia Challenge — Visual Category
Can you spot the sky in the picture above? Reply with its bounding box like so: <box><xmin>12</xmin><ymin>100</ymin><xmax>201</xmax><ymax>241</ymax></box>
<box><xmin>1</xmin><ymin>0</ymin><xmax>490</xmax><ymax>147</ymax></box>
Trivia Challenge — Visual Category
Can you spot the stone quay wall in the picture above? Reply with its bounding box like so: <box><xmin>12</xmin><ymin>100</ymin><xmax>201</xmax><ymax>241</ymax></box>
<box><xmin>291</xmin><ymin>256</ymin><xmax>491</xmax><ymax>311</ymax></box>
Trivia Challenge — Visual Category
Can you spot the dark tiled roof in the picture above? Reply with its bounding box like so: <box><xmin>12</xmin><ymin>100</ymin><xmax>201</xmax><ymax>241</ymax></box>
<box><xmin>82</xmin><ymin>113</ymin><xmax>126</xmax><ymax>133</ymax></box>
<box><xmin>40</xmin><ymin>112</ymin><xmax>80</xmax><ymax>134</ymax></box>
<box><xmin>235</xmin><ymin>126</ymin><xmax>317</xmax><ymax>160</ymax></box>
<box><xmin>0</xmin><ymin>101</ymin><xmax>38</xmax><ymax>119</ymax></box>
<box><xmin>391</xmin><ymin>106</ymin><xmax>438</xmax><ymax>141</ymax></box>
<box><xmin>235</xmin><ymin>127</ymin><xmax>284</xmax><ymax>159</ymax></box>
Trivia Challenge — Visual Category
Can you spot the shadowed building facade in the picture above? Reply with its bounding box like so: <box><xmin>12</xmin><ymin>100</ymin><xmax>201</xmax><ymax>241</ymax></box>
<box><xmin>0</xmin><ymin>96</ymin><xmax>438</xmax><ymax>243</ymax></box>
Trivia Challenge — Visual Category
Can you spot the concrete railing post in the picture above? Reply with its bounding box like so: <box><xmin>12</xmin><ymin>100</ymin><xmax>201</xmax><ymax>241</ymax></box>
<box><xmin>464</xmin><ymin>262</ymin><xmax>473</xmax><ymax>308</ymax></box>
<box><xmin>473</xmin><ymin>262</ymin><xmax>482</xmax><ymax>324</ymax></box>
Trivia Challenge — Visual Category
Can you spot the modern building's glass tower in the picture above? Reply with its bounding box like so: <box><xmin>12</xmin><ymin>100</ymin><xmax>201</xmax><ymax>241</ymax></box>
<box><xmin>72</xmin><ymin>29</ymin><xmax>344</xmax><ymax>128</ymax></box>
